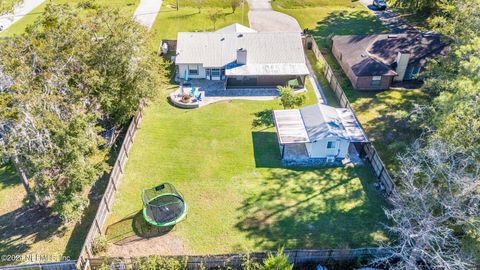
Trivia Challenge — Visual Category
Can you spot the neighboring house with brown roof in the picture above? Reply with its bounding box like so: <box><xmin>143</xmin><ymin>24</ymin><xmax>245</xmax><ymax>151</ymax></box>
<box><xmin>175</xmin><ymin>24</ymin><xmax>309</xmax><ymax>89</ymax></box>
<box><xmin>331</xmin><ymin>33</ymin><xmax>446</xmax><ymax>90</ymax></box>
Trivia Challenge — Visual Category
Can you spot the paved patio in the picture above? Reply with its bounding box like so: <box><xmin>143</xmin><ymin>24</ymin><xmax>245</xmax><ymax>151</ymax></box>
<box><xmin>182</xmin><ymin>80</ymin><xmax>280</xmax><ymax>97</ymax></box>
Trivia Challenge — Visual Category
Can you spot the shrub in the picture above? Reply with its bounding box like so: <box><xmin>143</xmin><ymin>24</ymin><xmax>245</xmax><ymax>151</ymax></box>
<box><xmin>92</xmin><ymin>235</ymin><xmax>109</xmax><ymax>255</ymax></box>
<box><xmin>260</xmin><ymin>248</ymin><xmax>293</xmax><ymax>270</ymax></box>
<box><xmin>242</xmin><ymin>253</ymin><xmax>261</xmax><ymax>270</ymax></box>
<box><xmin>53</xmin><ymin>194</ymin><xmax>88</xmax><ymax>223</ymax></box>
<box><xmin>278</xmin><ymin>86</ymin><xmax>306</xmax><ymax>109</ymax></box>
<box><xmin>134</xmin><ymin>256</ymin><xmax>187</xmax><ymax>270</ymax></box>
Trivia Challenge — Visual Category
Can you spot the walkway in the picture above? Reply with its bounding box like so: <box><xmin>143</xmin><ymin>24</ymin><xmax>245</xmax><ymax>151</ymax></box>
<box><xmin>0</xmin><ymin>0</ymin><xmax>44</xmax><ymax>31</ymax></box>
<box><xmin>358</xmin><ymin>0</ymin><xmax>417</xmax><ymax>33</ymax></box>
<box><xmin>133</xmin><ymin>0</ymin><xmax>163</xmax><ymax>29</ymax></box>
<box><xmin>247</xmin><ymin>0</ymin><xmax>301</xmax><ymax>32</ymax></box>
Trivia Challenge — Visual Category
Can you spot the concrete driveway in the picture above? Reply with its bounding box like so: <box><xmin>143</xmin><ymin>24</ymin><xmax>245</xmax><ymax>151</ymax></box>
<box><xmin>247</xmin><ymin>0</ymin><xmax>301</xmax><ymax>32</ymax></box>
<box><xmin>133</xmin><ymin>0</ymin><xmax>163</xmax><ymax>29</ymax></box>
<box><xmin>358</xmin><ymin>0</ymin><xmax>417</xmax><ymax>33</ymax></box>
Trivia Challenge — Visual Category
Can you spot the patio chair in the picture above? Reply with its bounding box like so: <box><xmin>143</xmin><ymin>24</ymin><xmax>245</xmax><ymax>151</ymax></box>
<box><xmin>196</xmin><ymin>92</ymin><xmax>203</xmax><ymax>101</ymax></box>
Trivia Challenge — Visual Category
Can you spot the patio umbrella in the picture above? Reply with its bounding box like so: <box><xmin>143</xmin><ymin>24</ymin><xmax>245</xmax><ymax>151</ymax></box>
<box><xmin>190</xmin><ymin>82</ymin><xmax>195</xmax><ymax>97</ymax></box>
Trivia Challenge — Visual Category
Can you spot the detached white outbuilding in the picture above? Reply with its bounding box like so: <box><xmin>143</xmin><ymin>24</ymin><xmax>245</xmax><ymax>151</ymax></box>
<box><xmin>273</xmin><ymin>103</ymin><xmax>368</xmax><ymax>164</ymax></box>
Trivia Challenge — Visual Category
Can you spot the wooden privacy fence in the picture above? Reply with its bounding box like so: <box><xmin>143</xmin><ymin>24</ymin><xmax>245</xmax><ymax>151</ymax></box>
<box><xmin>305</xmin><ymin>36</ymin><xmax>395</xmax><ymax>195</ymax></box>
<box><xmin>87</xmin><ymin>248</ymin><xmax>390</xmax><ymax>270</ymax></box>
<box><xmin>76</xmin><ymin>100</ymin><xmax>146</xmax><ymax>270</ymax></box>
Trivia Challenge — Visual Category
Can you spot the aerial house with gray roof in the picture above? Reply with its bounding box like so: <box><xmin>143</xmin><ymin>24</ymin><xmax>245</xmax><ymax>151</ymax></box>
<box><xmin>174</xmin><ymin>24</ymin><xmax>309</xmax><ymax>89</ymax></box>
<box><xmin>273</xmin><ymin>103</ymin><xmax>368</xmax><ymax>165</ymax></box>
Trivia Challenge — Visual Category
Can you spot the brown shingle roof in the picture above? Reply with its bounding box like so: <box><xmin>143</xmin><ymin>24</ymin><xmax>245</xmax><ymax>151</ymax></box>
<box><xmin>332</xmin><ymin>33</ymin><xmax>447</xmax><ymax>76</ymax></box>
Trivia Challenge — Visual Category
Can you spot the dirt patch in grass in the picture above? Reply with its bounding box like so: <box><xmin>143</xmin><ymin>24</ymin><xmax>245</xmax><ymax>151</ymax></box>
<box><xmin>107</xmin><ymin>232</ymin><xmax>190</xmax><ymax>257</ymax></box>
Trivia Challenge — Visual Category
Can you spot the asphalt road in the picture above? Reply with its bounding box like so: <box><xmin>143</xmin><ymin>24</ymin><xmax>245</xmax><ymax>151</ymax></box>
<box><xmin>0</xmin><ymin>0</ymin><xmax>45</xmax><ymax>31</ymax></box>
<box><xmin>358</xmin><ymin>0</ymin><xmax>418</xmax><ymax>33</ymax></box>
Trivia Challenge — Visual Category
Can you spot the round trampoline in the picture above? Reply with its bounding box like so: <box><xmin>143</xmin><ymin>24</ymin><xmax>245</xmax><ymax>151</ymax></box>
<box><xmin>142</xmin><ymin>183</ymin><xmax>187</xmax><ymax>227</ymax></box>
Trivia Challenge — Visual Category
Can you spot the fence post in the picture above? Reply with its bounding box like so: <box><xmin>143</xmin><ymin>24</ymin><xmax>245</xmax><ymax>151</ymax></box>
<box><xmin>117</xmin><ymin>157</ymin><xmax>124</xmax><ymax>174</ymax></box>
<box><xmin>104</xmin><ymin>196</ymin><xmax>111</xmax><ymax>212</ymax></box>
<box><xmin>123</xmin><ymin>140</ymin><xmax>129</xmax><ymax>158</ymax></box>
<box><xmin>95</xmin><ymin>219</ymin><xmax>101</xmax><ymax>234</ymax></box>
<box><xmin>112</xmin><ymin>175</ymin><xmax>117</xmax><ymax>191</ymax></box>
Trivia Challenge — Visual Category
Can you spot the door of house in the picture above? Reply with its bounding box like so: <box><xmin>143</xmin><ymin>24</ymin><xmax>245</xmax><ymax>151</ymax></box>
<box><xmin>211</xmin><ymin>68</ymin><xmax>221</xmax><ymax>80</ymax></box>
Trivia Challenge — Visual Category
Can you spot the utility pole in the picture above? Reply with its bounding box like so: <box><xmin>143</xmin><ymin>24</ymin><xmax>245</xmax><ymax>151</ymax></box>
<box><xmin>176</xmin><ymin>0</ymin><xmax>179</xmax><ymax>11</ymax></box>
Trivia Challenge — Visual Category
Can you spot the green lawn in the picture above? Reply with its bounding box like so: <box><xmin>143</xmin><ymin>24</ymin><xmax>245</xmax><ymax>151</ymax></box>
<box><xmin>0</xmin><ymin>0</ymin><xmax>139</xmax><ymax>37</ymax></box>
<box><xmin>105</xmin><ymin>91</ymin><xmax>388</xmax><ymax>254</ymax></box>
<box><xmin>150</xmin><ymin>0</ymin><xmax>249</xmax><ymax>45</ymax></box>
<box><xmin>273</xmin><ymin>0</ymin><xmax>387</xmax><ymax>47</ymax></box>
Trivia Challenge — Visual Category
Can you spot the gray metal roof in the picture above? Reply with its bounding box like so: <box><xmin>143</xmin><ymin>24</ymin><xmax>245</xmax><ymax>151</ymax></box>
<box><xmin>300</xmin><ymin>104</ymin><xmax>368</xmax><ymax>143</ymax></box>
<box><xmin>273</xmin><ymin>104</ymin><xmax>368</xmax><ymax>144</ymax></box>
<box><xmin>215</xmin><ymin>23</ymin><xmax>257</xmax><ymax>34</ymax></box>
<box><xmin>175</xmin><ymin>24</ymin><xmax>308</xmax><ymax>71</ymax></box>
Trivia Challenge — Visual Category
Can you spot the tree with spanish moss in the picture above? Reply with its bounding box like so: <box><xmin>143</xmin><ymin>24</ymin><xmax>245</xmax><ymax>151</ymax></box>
<box><xmin>0</xmin><ymin>3</ymin><xmax>169</xmax><ymax>222</ymax></box>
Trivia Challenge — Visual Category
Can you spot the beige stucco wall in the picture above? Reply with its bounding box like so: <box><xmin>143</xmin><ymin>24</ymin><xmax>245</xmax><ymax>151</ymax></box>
<box><xmin>177</xmin><ymin>64</ymin><xmax>206</xmax><ymax>79</ymax></box>
<box><xmin>305</xmin><ymin>138</ymin><xmax>349</xmax><ymax>159</ymax></box>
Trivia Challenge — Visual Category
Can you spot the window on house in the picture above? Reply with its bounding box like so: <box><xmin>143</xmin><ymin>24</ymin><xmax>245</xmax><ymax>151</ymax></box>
<box><xmin>371</xmin><ymin>76</ymin><xmax>382</xmax><ymax>87</ymax></box>
<box><xmin>327</xmin><ymin>141</ymin><xmax>336</xmax><ymax>149</ymax></box>
<box><xmin>188</xmin><ymin>65</ymin><xmax>199</xmax><ymax>75</ymax></box>
<box><xmin>211</xmin><ymin>69</ymin><xmax>221</xmax><ymax>77</ymax></box>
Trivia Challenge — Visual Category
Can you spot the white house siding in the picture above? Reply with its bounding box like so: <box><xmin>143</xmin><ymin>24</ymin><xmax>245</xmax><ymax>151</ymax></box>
<box><xmin>178</xmin><ymin>64</ymin><xmax>207</xmax><ymax>79</ymax></box>
<box><xmin>305</xmin><ymin>138</ymin><xmax>349</xmax><ymax>159</ymax></box>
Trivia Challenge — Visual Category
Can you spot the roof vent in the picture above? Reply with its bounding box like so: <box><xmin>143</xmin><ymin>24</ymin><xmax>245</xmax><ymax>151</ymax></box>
<box><xmin>220</xmin><ymin>37</ymin><xmax>225</xmax><ymax>41</ymax></box>
<box><xmin>237</xmin><ymin>34</ymin><xmax>243</xmax><ymax>38</ymax></box>
<box><xmin>361</xmin><ymin>54</ymin><xmax>367</xmax><ymax>58</ymax></box>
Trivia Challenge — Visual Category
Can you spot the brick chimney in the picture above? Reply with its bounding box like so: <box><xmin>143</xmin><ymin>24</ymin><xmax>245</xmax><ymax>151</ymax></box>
<box><xmin>394</xmin><ymin>52</ymin><xmax>410</xmax><ymax>81</ymax></box>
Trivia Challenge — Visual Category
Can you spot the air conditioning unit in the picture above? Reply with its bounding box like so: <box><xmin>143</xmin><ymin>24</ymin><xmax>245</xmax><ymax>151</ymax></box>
<box><xmin>326</xmin><ymin>156</ymin><xmax>335</xmax><ymax>163</ymax></box>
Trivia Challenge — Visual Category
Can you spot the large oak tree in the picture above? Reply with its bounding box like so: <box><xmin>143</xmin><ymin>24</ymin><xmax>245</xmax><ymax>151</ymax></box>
<box><xmin>0</xmin><ymin>3</ymin><xmax>168</xmax><ymax>222</ymax></box>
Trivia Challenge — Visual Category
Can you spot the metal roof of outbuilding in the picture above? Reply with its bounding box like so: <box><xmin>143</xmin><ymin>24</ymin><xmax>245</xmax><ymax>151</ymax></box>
<box><xmin>273</xmin><ymin>104</ymin><xmax>368</xmax><ymax>145</ymax></box>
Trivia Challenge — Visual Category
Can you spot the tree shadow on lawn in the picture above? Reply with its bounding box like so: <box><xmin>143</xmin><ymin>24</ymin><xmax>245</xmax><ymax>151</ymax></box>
<box><xmin>105</xmin><ymin>210</ymin><xmax>174</xmax><ymax>246</ymax></box>
<box><xmin>252</xmin><ymin>109</ymin><xmax>274</xmax><ymax>129</ymax></box>
<box><xmin>309</xmin><ymin>10</ymin><xmax>387</xmax><ymax>48</ymax></box>
<box><xmin>0</xmin><ymin>206</ymin><xmax>67</xmax><ymax>266</ymax></box>
<box><xmin>0</xmin><ymin>162</ymin><xmax>68</xmax><ymax>266</ymax></box>
<box><xmin>252</xmin><ymin>131</ymin><xmax>283</xmax><ymax>169</ymax></box>
<box><xmin>235</xmin><ymin>165</ymin><xmax>389</xmax><ymax>250</ymax></box>
<box><xmin>0</xmin><ymin>162</ymin><xmax>20</xmax><ymax>189</ymax></box>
